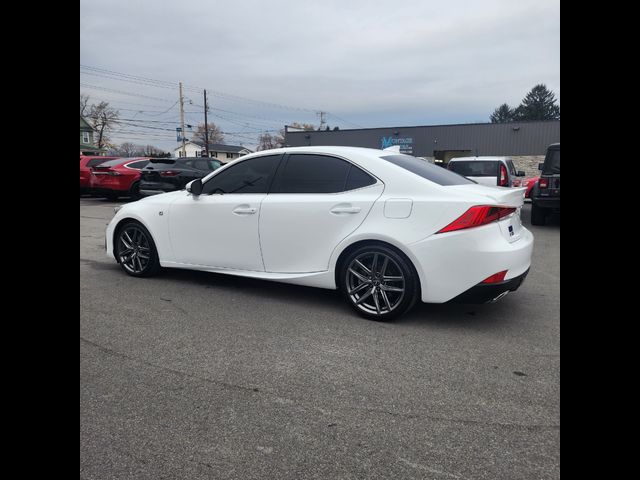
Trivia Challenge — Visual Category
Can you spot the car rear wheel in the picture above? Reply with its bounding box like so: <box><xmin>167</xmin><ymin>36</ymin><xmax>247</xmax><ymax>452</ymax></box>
<box><xmin>531</xmin><ymin>203</ymin><xmax>547</xmax><ymax>226</ymax></box>
<box><xmin>339</xmin><ymin>244</ymin><xmax>419</xmax><ymax>321</ymax></box>
<box><xmin>129</xmin><ymin>182</ymin><xmax>142</xmax><ymax>200</ymax></box>
<box><xmin>115</xmin><ymin>221</ymin><xmax>161</xmax><ymax>277</ymax></box>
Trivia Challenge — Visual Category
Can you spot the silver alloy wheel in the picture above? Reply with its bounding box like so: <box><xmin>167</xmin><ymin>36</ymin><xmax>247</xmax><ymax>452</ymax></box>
<box><xmin>346</xmin><ymin>252</ymin><xmax>406</xmax><ymax>316</ymax></box>
<box><xmin>118</xmin><ymin>226</ymin><xmax>151</xmax><ymax>274</ymax></box>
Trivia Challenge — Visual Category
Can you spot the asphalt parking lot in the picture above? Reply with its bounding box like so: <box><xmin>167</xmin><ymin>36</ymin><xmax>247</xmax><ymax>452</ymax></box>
<box><xmin>80</xmin><ymin>196</ymin><xmax>559</xmax><ymax>480</ymax></box>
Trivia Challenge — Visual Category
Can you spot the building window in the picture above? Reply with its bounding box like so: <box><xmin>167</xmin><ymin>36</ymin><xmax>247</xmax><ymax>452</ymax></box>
<box><xmin>82</xmin><ymin>131</ymin><xmax>90</xmax><ymax>144</ymax></box>
<box><xmin>211</xmin><ymin>152</ymin><xmax>217</xmax><ymax>158</ymax></box>
<box><xmin>226</xmin><ymin>153</ymin><xmax>234</xmax><ymax>159</ymax></box>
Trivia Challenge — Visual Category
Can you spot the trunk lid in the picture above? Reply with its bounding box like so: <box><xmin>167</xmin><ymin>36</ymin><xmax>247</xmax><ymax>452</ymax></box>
<box><xmin>446</xmin><ymin>184</ymin><xmax>526</xmax><ymax>207</ymax></box>
<box><xmin>142</xmin><ymin>158</ymin><xmax>178</xmax><ymax>181</ymax></box>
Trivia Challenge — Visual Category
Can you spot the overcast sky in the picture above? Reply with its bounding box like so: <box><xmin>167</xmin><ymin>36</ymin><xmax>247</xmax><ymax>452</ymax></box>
<box><xmin>80</xmin><ymin>0</ymin><xmax>560</xmax><ymax>151</ymax></box>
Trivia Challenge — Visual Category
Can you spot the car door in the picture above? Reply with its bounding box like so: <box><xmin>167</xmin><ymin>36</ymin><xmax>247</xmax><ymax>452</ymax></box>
<box><xmin>259</xmin><ymin>153</ymin><xmax>384</xmax><ymax>273</ymax></box>
<box><xmin>168</xmin><ymin>154</ymin><xmax>282</xmax><ymax>271</ymax></box>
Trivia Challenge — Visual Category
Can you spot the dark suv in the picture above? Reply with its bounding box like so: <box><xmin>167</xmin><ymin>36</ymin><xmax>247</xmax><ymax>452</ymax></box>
<box><xmin>139</xmin><ymin>157</ymin><xmax>222</xmax><ymax>196</ymax></box>
<box><xmin>530</xmin><ymin>143</ymin><xmax>560</xmax><ymax>225</ymax></box>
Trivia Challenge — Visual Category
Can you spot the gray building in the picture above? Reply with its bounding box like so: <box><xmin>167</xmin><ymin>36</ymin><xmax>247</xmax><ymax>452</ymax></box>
<box><xmin>284</xmin><ymin>120</ymin><xmax>559</xmax><ymax>177</ymax></box>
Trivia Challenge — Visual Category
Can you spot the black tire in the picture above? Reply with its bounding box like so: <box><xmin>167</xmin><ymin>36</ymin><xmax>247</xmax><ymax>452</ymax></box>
<box><xmin>129</xmin><ymin>182</ymin><xmax>141</xmax><ymax>201</ymax></box>
<box><xmin>531</xmin><ymin>202</ymin><xmax>547</xmax><ymax>226</ymax></box>
<box><xmin>114</xmin><ymin>221</ymin><xmax>162</xmax><ymax>277</ymax></box>
<box><xmin>338</xmin><ymin>243</ymin><xmax>419</xmax><ymax>321</ymax></box>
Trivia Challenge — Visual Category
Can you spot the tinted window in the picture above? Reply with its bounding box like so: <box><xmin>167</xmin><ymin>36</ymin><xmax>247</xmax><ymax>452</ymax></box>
<box><xmin>381</xmin><ymin>155</ymin><xmax>475</xmax><ymax>185</ymax></box>
<box><xmin>99</xmin><ymin>158</ymin><xmax>130</xmax><ymax>168</ymax></box>
<box><xmin>345</xmin><ymin>165</ymin><xmax>377</xmax><ymax>190</ymax></box>
<box><xmin>195</xmin><ymin>159</ymin><xmax>213</xmax><ymax>171</ymax></box>
<box><xmin>276</xmin><ymin>154</ymin><xmax>352</xmax><ymax>193</ymax></box>
<box><xmin>507</xmin><ymin>160</ymin><xmax>517</xmax><ymax>175</ymax></box>
<box><xmin>543</xmin><ymin>149</ymin><xmax>560</xmax><ymax>174</ymax></box>
<box><xmin>202</xmin><ymin>155</ymin><xmax>281</xmax><ymax>194</ymax></box>
<box><xmin>448</xmin><ymin>161</ymin><xmax>499</xmax><ymax>177</ymax></box>
<box><xmin>127</xmin><ymin>160</ymin><xmax>150</xmax><ymax>169</ymax></box>
<box><xmin>86</xmin><ymin>158</ymin><xmax>107</xmax><ymax>167</ymax></box>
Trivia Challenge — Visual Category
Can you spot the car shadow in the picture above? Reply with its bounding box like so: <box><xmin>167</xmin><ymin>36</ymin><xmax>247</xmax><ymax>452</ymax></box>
<box><xmin>156</xmin><ymin>267</ymin><xmax>514</xmax><ymax>330</ymax></box>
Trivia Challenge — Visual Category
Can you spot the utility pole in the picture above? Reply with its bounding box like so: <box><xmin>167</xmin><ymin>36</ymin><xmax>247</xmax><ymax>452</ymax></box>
<box><xmin>179</xmin><ymin>82</ymin><xmax>186</xmax><ymax>157</ymax></box>
<box><xmin>203</xmin><ymin>89</ymin><xmax>209</xmax><ymax>157</ymax></box>
<box><xmin>317</xmin><ymin>111</ymin><xmax>327</xmax><ymax>130</ymax></box>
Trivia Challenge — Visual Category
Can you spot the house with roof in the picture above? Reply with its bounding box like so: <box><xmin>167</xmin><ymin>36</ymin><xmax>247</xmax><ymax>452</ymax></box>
<box><xmin>173</xmin><ymin>141</ymin><xmax>253</xmax><ymax>163</ymax></box>
<box><xmin>80</xmin><ymin>115</ymin><xmax>106</xmax><ymax>155</ymax></box>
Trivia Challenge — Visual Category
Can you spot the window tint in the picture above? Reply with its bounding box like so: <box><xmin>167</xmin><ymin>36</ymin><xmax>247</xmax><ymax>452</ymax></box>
<box><xmin>99</xmin><ymin>158</ymin><xmax>129</xmax><ymax>168</ymax></box>
<box><xmin>209</xmin><ymin>159</ymin><xmax>222</xmax><ymax>170</ymax></box>
<box><xmin>194</xmin><ymin>159</ymin><xmax>211</xmax><ymax>171</ymax></box>
<box><xmin>276</xmin><ymin>154</ymin><xmax>352</xmax><ymax>193</ymax></box>
<box><xmin>202</xmin><ymin>155</ymin><xmax>281</xmax><ymax>194</ymax></box>
<box><xmin>381</xmin><ymin>155</ymin><xmax>475</xmax><ymax>185</ymax></box>
<box><xmin>543</xmin><ymin>149</ymin><xmax>560</xmax><ymax>174</ymax></box>
<box><xmin>86</xmin><ymin>158</ymin><xmax>107</xmax><ymax>167</ymax></box>
<box><xmin>127</xmin><ymin>160</ymin><xmax>150</xmax><ymax>170</ymax></box>
<box><xmin>507</xmin><ymin>160</ymin><xmax>517</xmax><ymax>176</ymax></box>
<box><xmin>345</xmin><ymin>165</ymin><xmax>377</xmax><ymax>190</ymax></box>
<box><xmin>448</xmin><ymin>161</ymin><xmax>499</xmax><ymax>177</ymax></box>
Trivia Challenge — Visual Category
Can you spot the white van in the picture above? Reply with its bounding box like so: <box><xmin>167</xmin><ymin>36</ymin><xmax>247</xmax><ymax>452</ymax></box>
<box><xmin>447</xmin><ymin>156</ymin><xmax>525</xmax><ymax>187</ymax></box>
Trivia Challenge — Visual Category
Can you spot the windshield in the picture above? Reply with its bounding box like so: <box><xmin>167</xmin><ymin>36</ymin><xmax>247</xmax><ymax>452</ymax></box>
<box><xmin>380</xmin><ymin>154</ymin><xmax>475</xmax><ymax>186</ymax></box>
<box><xmin>543</xmin><ymin>149</ymin><xmax>560</xmax><ymax>174</ymax></box>
<box><xmin>448</xmin><ymin>161</ymin><xmax>499</xmax><ymax>177</ymax></box>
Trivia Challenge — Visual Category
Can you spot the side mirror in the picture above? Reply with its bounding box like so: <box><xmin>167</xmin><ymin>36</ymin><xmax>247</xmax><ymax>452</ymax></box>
<box><xmin>538</xmin><ymin>163</ymin><xmax>544</xmax><ymax>171</ymax></box>
<box><xmin>517</xmin><ymin>170</ymin><xmax>526</xmax><ymax>176</ymax></box>
<box><xmin>186</xmin><ymin>179</ymin><xmax>203</xmax><ymax>196</ymax></box>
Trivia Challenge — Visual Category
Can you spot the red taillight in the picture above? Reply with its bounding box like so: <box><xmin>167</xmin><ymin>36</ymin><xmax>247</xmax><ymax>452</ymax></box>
<box><xmin>437</xmin><ymin>206</ymin><xmax>516</xmax><ymax>234</ymax></box>
<box><xmin>481</xmin><ymin>270</ymin><xmax>508</xmax><ymax>284</ymax></box>
<box><xmin>498</xmin><ymin>164</ymin><xmax>508</xmax><ymax>186</ymax></box>
<box><xmin>160</xmin><ymin>170</ymin><xmax>180</xmax><ymax>177</ymax></box>
<box><xmin>539</xmin><ymin>178</ymin><xmax>549</xmax><ymax>189</ymax></box>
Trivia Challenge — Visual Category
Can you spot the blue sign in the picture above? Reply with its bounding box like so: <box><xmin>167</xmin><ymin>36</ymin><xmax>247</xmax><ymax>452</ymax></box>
<box><xmin>381</xmin><ymin>136</ymin><xmax>413</xmax><ymax>153</ymax></box>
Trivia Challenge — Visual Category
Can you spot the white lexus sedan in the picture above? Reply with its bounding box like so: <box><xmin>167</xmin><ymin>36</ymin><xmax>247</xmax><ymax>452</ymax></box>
<box><xmin>106</xmin><ymin>146</ymin><xmax>533</xmax><ymax>321</ymax></box>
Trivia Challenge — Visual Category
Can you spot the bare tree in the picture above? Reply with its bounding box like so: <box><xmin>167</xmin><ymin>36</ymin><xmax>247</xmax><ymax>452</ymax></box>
<box><xmin>257</xmin><ymin>132</ymin><xmax>278</xmax><ymax>151</ymax></box>
<box><xmin>80</xmin><ymin>94</ymin><xmax>91</xmax><ymax>117</ymax></box>
<box><xmin>116</xmin><ymin>142</ymin><xmax>139</xmax><ymax>157</ymax></box>
<box><xmin>87</xmin><ymin>101</ymin><xmax>120</xmax><ymax>149</ymax></box>
<box><xmin>192</xmin><ymin>122</ymin><xmax>225</xmax><ymax>146</ymax></box>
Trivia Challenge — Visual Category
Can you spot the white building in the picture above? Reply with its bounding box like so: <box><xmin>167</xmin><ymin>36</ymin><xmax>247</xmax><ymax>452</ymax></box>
<box><xmin>173</xmin><ymin>141</ymin><xmax>253</xmax><ymax>163</ymax></box>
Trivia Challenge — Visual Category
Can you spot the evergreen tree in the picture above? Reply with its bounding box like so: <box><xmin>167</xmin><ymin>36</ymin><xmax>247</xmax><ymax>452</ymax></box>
<box><xmin>513</xmin><ymin>84</ymin><xmax>560</xmax><ymax>121</ymax></box>
<box><xmin>490</xmin><ymin>103</ymin><xmax>515</xmax><ymax>123</ymax></box>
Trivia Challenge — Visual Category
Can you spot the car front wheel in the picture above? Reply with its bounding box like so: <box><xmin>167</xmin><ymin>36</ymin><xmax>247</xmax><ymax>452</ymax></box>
<box><xmin>339</xmin><ymin>244</ymin><xmax>419</xmax><ymax>321</ymax></box>
<box><xmin>115</xmin><ymin>221</ymin><xmax>161</xmax><ymax>277</ymax></box>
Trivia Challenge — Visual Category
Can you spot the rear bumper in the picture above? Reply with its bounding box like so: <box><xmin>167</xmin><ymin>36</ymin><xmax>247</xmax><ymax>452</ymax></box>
<box><xmin>406</xmin><ymin>222</ymin><xmax>534</xmax><ymax>303</ymax></box>
<box><xmin>532</xmin><ymin>196</ymin><xmax>560</xmax><ymax>209</ymax></box>
<box><xmin>448</xmin><ymin>269</ymin><xmax>529</xmax><ymax>304</ymax></box>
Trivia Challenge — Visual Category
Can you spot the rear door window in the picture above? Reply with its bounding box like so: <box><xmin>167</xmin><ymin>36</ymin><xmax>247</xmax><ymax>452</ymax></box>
<box><xmin>448</xmin><ymin>161</ymin><xmax>499</xmax><ymax>177</ymax></box>
<box><xmin>274</xmin><ymin>154</ymin><xmax>353</xmax><ymax>193</ymax></box>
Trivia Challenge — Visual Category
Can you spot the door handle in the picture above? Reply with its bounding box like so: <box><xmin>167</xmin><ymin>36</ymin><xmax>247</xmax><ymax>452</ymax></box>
<box><xmin>330</xmin><ymin>205</ymin><xmax>361</xmax><ymax>214</ymax></box>
<box><xmin>233</xmin><ymin>206</ymin><xmax>257</xmax><ymax>215</ymax></box>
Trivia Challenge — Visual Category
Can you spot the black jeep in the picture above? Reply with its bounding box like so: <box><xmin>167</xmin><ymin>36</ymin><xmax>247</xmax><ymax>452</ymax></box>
<box><xmin>530</xmin><ymin>143</ymin><xmax>560</xmax><ymax>225</ymax></box>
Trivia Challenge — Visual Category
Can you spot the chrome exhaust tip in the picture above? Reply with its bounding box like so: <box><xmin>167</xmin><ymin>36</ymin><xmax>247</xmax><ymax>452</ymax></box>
<box><xmin>490</xmin><ymin>291</ymin><xmax>510</xmax><ymax>303</ymax></box>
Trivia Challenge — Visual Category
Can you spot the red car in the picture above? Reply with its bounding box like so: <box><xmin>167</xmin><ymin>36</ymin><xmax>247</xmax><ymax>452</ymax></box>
<box><xmin>89</xmin><ymin>157</ymin><xmax>151</xmax><ymax>200</ymax></box>
<box><xmin>524</xmin><ymin>176</ymin><xmax>539</xmax><ymax>199</ymax></box>
<box><xmin>80</xmin><ymin>155</ymin><xmax>118</xmax><ymax>194</ymax></box>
